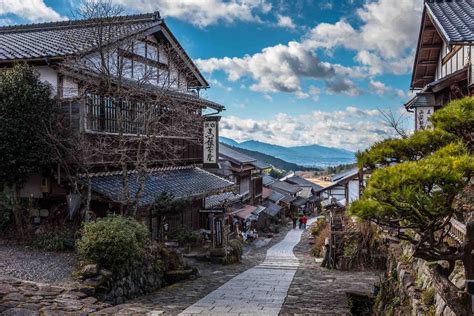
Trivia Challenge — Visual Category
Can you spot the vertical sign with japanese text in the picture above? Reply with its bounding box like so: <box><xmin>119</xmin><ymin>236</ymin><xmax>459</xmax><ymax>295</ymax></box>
<box><xmin>203</xmin><ymin>116</ymin><xmax>220</xmax><ymax>168</ymax></box>
<box><xmin>415</xmin><ymin>107</ymin><xmax>434</xmax><ymax>130</ymax></box>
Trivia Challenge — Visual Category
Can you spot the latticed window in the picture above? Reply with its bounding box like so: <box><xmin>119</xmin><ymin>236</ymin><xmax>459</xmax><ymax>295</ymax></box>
<box><xmin>85</xmin><ymin>94</ymin><xmax>171</xmax><ymax>135</ymax></box>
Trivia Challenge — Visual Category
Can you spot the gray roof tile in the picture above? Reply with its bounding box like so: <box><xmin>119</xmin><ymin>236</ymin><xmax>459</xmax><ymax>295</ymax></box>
<box><xmin>270</xmin><ymin>180</ymin><xmax>302</xmax><ymax>195</ymax></box>
<box><xmin>285</xmin><ymin>175</ymin><xmax>325</xmax><ymax>192</ymax></box>
<box><xmin>83</xmin><ymin>167</ymin><xmax>234</xmax><ymax>207</ymax></box>
<box><xmin>426</xmin><ymin>0</ymin><xmax>474</xmax><ymax>44</ymax></box>
<box><xmin>219</xmin><ymin>143</ymin><xmax>257</xmax><ymax>165</ymax></box>
<box><xmin>0</xmin><ymin>14</ymin><xmax>160</xmax><ymax>61</ymax></box>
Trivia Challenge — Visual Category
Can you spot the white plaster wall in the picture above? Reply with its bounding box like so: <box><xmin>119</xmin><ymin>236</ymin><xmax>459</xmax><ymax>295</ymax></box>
<box><xmin>37</xmin><ymin>66</ymin><xmax>57</xmax><ymax>96</ymax></box>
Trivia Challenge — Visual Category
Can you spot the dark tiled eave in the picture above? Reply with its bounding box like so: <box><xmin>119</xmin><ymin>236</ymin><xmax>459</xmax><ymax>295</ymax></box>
<box><xmin>80</xmin><ymin>166</ymin><xmax>234</xmax><ymax>207</ymax></box>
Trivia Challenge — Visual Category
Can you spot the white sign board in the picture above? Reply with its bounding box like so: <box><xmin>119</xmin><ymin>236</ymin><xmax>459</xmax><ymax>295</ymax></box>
<box><xmin>415</xmin><ymin>107</ymin><xmax>434</xmax><ymax>130</ymax></box>
<box><xmin>203</xmin><ymin>120</ymin><xmax>218</xmax><ymax>165</ymax></box>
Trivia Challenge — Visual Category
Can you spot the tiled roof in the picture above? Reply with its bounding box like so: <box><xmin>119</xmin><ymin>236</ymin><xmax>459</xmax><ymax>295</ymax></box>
<box><xmin>262</xmin><ymin>175</ymin><xmax>276</xmax><ymax>186</ymax></box>
<box><xmin>0</xmin><ymin>14</ymin><xmax>161</xmax><ymax>61</ymax></box>
<box><xmin>268</xmin><ymin>191</ymin><xmax>285</xmax><ymax>203</ymax></box>
<box><xmin>251</xmin><ymin>160</ymin><xmax>271</xmax><ymax>170</ymax></box>
<box><xmin>219</xmin><ymin>143</ymin><xmax>257</xmax><ymax>165</ymax></box>
<box><xmin>281</xmin><ymin>195</ymin><xmax>297</xmax><ymax>204</ymax></box>
<box><xmin>285</xmin><ymin>176</ymin><xmax>325</xmax><ymax>193</ymax></box>
<box><xmin>262</xmin><ymin>201</ymin><xmax>282</xmax><ymax>217</ymax></box>
<box><xmin>331</xmin><ymin>168</ymin><xmax>359</xmax><ymax>183</ymax></box>
<box><xmin>293</xmin><ymin>196</ymin><xmax>309</xmax><ymax>207</ymax></box>
<box><xmin>404</xmin><ymin>92</ymin><xmax>436</xmax><ymax>110</ymax></box>
<box><xmin>426</xmin><ymin>0</ymin><xmax>474</xmax><ymax>44</ymax></box>
<box><xmin>83</xmin><ymin>167</ymin><xmax>234</xmax><ymax>207</ymax></box>
<box><xmin>270</xmin><ymin>181</ymin><xmax>302</xmax><ymax>195</ymax></box>
<box><xmin>204</xmin><ymin>192</ymin><xmax>243</xmax><ymax>209</ymax></box>
<box><xmin>233</xmin><ymin>205</ymin><xmax>258</xmax><ymax>220</ymax></box>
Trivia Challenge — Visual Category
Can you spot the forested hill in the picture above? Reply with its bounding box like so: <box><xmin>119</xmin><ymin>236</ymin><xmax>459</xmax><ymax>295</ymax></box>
<box><xmin>223</xmin><ymin>143</ymin><xmax>322</xmax><ymax>172</ymax></box>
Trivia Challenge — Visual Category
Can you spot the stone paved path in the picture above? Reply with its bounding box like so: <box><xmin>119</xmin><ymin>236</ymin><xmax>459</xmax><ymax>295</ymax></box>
<box><xmin>280</xmin><ymin>221</ymin><xmax>380</xmax><ymax>315</ymax></box>
<box><xmin>179</xmin><ymin>219</ymin><xmax>316</xmax><ymax>315</ymax></box>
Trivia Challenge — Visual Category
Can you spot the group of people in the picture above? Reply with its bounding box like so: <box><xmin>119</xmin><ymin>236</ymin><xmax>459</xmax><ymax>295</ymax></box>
<box><xmin>292</xmin><ymin>214</ymin><xmax>308</xmax><ymax>229</ymax></box>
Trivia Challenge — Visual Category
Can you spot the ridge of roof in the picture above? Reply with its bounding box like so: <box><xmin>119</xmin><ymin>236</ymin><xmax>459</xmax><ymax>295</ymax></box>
<box><xmin>0</xmin><ymin>12</ymin><xmax>161</xmax><ymax>34</ymax></box>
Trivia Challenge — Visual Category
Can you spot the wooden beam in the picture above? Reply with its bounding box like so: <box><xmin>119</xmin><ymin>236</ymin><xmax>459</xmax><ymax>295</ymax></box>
<box><xmin>419</xmin><ymin>61</ymin><xmax>438</xmax><ymax>65</ymax></box>
<box><xmin>421</xmin><ymin>44</ymin><xmax>442</xmax><ymax>49</ymax></box>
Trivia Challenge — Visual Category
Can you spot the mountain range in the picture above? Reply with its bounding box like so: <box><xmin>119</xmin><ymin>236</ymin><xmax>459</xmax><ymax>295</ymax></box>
<box><xmin>220</xmin><ymin>137</ymin><xmax>356</xmax><ymax>167</ymax></box>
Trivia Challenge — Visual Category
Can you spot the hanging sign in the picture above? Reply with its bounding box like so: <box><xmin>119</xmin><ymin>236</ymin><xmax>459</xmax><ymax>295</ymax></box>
<box><xmin>415</xmin><ymin>107</ymin><xmax>434</xmax><ymax>131</ymax></box>
<box><xmin>203</xmin><ymin>116</ymin><xmax>220</xmax><ymax>168</ymax></box>
<box><xmin>215</xmin><ymin>219</ymin><xmax>223</xmax><ymax>247</ymax></box>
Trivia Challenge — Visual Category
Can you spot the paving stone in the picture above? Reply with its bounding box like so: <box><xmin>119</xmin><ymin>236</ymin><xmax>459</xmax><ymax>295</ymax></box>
<box><xmin>179</xmin><ymin>219</ymin><xmax>317</xmax><ymax>315</ymax></box>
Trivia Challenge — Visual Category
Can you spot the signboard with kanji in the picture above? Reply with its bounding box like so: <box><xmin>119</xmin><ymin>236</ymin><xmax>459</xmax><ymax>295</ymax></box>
<box><xmin>203</xmin><ymin>116</ymin><xmax>220</xmax><ymax>168</ymax></box>
<box><xmin>415</xmin><ymin>106</ymin><xmax>434</xmax><ymax>130</ymax></box>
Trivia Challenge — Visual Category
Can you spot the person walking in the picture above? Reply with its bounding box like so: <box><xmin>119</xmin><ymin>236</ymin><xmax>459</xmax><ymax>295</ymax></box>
<box><xmin>298</xmin><ymin>215</ymin><xmax>303</xmax><ymax>229</ymax></box>
<box><xmin>292</xmin><ymin>216</ymin><xmax>297</xmax><ymax>229</ymax></box>
<box><xmin>302</xmin><ymin>215</ymin><xmax>308</xmax><ymax>230</ymax></box>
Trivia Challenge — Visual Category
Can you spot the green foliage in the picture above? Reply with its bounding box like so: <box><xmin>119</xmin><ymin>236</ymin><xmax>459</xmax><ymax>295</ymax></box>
<box><xmin>29</xmin><ymin>229</ymin><xmax>76</xmax><ymax>251</ymax></box>
<box><xmin>228</xmin><ymin>239</ymin><xmax>243</xmax><ymax>260</ymax></box>
<box><xmin>430</xmin><ymin>96</ymin><xmax>474</xmax><ymax>146</ymax></box>
<box><xmin>152</xmin><ymin>192</ymin><xmax>188</xmax><ymax>217</ymax></box>
<box><xmin>76</xmin><ymin>215</ymin><xmax>149</xmax><ymax>272</ymax></box>
<box><xmin>0</xmin><ymin>63</ymin><xmax>56</xmax><ymax>187</ymax></box>
<box><xmin>352</xmin><ymin>97</ymin><xmax>474</xmax><ymax>266</ymax></box>
<box><xmin>170</xmin><ymin>226</ymin><xmax>199</xmax><ymax>247</ymax></box>
<box><xmin>350</xmin><ymin>145</ymin><xmax>473</xmax><ymax>228</ymax></box>
<box><xmin>357</xmin><ymin>129</ymin><xmax>456</xmax><ymax>169</ymax></box>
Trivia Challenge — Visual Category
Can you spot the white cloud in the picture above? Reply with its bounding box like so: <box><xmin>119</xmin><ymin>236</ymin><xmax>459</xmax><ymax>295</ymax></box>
<box><xmin>0</xmin><ymin>0</ymin><xmax>65</xmax><ymax>22</ymax></box>
<box><xmin>111</xmin><ymin>0</ymin><xmax>271</xmax><ymax>27</ymax></box>
<box><xmin>197</xmin><ymin>0</ymin><xmax>422</xmax><ymax>97</ymax></box>
<box><xmin>368</xmin><ymin>80</ymin><xmax>388</xmax><ymax>95</ymax></box>
<box><xmin>276</xmin><ymin>14</ymin><xmax>295</xmax><ymax>29</ymax></box>
<box><xmin>197</xmin><ymin>41</ymin><xmax>343</xmax><ymax>96</ymax></box>
<box><xmin>220</xmin><ymin>106</ymin><xmax>392</xmax><ymax>151</ymax></box>
<box><xmin>368</xmin><ymin>79</ymin><xmax>409</xmax><ymax>98</ymax></box>
<box><xmin>304</xmin><ymin>0</ymin><xmax>423</xmax><ymax>74</ymax></box>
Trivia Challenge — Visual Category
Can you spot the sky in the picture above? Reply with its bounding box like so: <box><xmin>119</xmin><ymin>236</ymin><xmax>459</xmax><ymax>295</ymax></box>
<box><xmin>0</xmin><ymin>0</ymin><xmax>424</xmax><ymax>151</ymax></box>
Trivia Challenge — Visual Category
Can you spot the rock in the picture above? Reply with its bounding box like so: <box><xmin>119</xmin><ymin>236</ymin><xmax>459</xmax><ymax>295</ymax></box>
<box><xmin>0</xmin><ymin>283</ymin><xmax>18</xmax><ymax>296</ymax></box>
<box><xmin>2</xmin><ymin>308</ymin><xmax>39</xmax><ymax>316</ymax></box>
<box><xmin>83</xmin><ymin>275</ymin><xmax>105</xmax><ymax>288</ymax></box>
<box><xmin>99</xmin><ymin>269</ymin><xmax>113</xmax><ymax>279</ymax></box>
<box><xmin>3</xmin><ymin>292</ymin><xmax>25</xmax><ymax>301</ymax></box>
<box><xmin>81</xmin><ymin>297</ymin><xmax>98</xmax><ymax>305</ymax></box>
<box><xmin>79</xmin><ymin>285</ymin><xmax>95</xmax><ymax>297</ymax></box>
<box><xmin>81</xmin><ymin>264</ymin><xmax>99</xmax><ymax>278</ymax></box>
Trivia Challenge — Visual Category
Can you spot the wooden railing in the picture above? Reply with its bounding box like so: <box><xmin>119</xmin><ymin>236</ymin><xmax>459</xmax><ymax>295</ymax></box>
<box><xmin>448</xmin><ymin>218</ymin><xmax>466</xmax><ymax>243</ymax></box>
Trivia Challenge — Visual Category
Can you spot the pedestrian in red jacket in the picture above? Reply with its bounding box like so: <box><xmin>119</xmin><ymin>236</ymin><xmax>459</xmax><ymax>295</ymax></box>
<box><xmin>302</xmin><ymin>215</ymin><xmax>308</xmax><ymax>229</ymax></box>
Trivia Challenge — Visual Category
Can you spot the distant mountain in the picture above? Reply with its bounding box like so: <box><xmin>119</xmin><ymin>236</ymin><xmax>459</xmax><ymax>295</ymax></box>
<box><xmin>219</xmin><ymin>136</ymin><xmax>240</xmax><ymax>147</ymax></box>
<box><xmin>222</xmin><ymin>144</ymin><xmax>320</xmax><ymax>172</ymax></box>
<box><xmin>219</xmin><ymin>137</ymin><xmax>355</xmax><ymax>167</ymax></box>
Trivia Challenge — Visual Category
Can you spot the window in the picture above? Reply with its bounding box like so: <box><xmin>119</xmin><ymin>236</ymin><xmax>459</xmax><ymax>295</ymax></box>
<box><xmin>85</xmin><ymin>94</ymin><xmax>170</xmax><ymax>135</ymax></box>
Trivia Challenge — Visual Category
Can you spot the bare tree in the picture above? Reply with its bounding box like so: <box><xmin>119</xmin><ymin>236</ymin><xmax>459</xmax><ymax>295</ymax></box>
<box><xmin>48</xmin><ymin>0</ymin><xmax>205</xmax><ymax>218</ymax></box>
<box><xmin>377</xmin><ymin>107</ymin><xmax>409</xmax><ymax>139</ymax></box>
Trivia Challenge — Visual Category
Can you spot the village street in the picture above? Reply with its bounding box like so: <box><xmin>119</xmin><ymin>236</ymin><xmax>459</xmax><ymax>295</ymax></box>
<box><xmin>96</xmin><ymin>219</ymin><xmax>379</xmax><ymax>315</ymax></box>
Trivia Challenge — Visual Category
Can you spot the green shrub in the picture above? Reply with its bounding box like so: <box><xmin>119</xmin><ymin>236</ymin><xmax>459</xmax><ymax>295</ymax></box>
<box><xmin>30</xmin><ymin>229</ymin><xmax>76</xmax><ymax>251</ymax></box>
<box><xmin>76</xmin><ymin>215</ymin><xmax>149</xmax><ymax>273</ymax></box>
<box><xmin>170</xmin><ymin>226</ymin><xmax>199</xmax><ymax>247</ymax></box>
<box><xmin>229</xmin><ymin>239</ymin><xmax>243</xmax><ymax>260</ymax></box>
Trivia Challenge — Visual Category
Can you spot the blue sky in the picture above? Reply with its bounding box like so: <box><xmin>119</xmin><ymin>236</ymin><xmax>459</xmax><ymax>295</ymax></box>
<box><xmin>0</xmin><ymin>0</ymin><xmax>424</xmax><ymax>151</ymax></box>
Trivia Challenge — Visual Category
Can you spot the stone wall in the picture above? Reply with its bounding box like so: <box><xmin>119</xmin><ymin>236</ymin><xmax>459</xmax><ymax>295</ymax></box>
<box><xmin>79</xmin><ymin>263</ymin><xmax>165</xmax><ymax>305</ymax></box>
<box><xmin>380</xmin><ymin>244</ymin><xmax>463</xmax><ymax>316</ymax></box>
<box><xmin>0</xmin><ymin>277</ymin><xmax>110</xmax><ymax>314</ymax></box>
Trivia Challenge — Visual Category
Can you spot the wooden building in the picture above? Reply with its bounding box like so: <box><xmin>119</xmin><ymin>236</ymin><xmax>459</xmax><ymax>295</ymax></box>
<box><xmin>0</xmin><ymin>12</ymin><xmax>234</xmax><ymax>235</ymax></box>
<box><xmin>406</xmin><ymin>0</ymin><xmax>474</xmax><ymax>129</ymax></box>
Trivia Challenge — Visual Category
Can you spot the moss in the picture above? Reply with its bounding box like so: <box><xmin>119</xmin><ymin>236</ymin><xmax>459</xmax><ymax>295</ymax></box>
<box><xmin>421</xmin><ymin>288</ymin><xmax>435</xmax><ymax>307</ymax></box>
